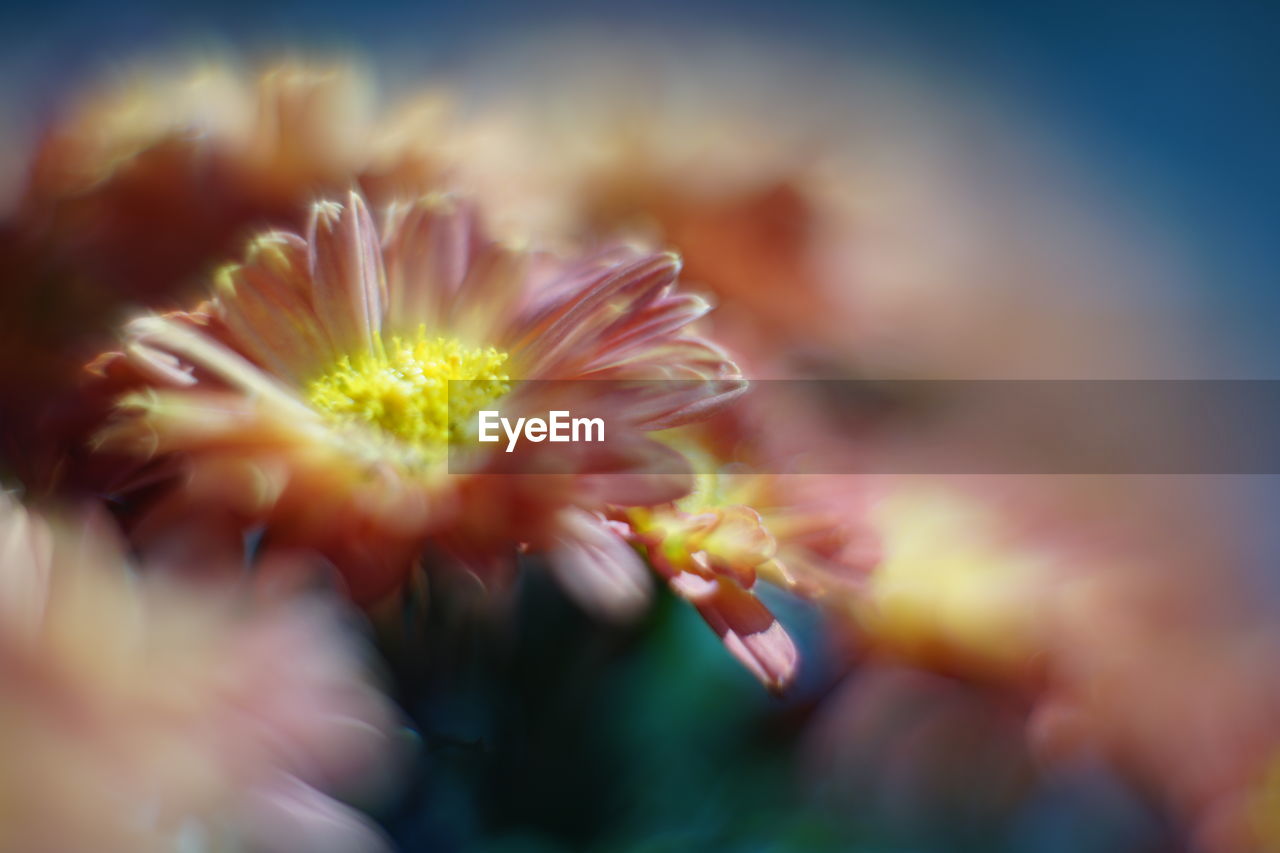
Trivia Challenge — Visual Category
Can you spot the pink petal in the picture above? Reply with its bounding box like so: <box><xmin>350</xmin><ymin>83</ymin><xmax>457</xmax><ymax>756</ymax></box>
<box><xmin>514</xmin><ymin>253</ymin><xmax>681</xmax><ymax>376</ymax></box>
<box><xmin>380</xmin><ymin>194</ymin><xmax>473</xmax><ymax>332</ymax></box>
<box><xmin>449</xmin><ymin>241</ymin><xmax>529</xmax><ymax>344</ymax></box>
<box><xmin>123</xmin><ymin>316</ymin><xmax>314</xmax><ymax>418</ymax></box>
<box><xmin>239</xmin><ymin>773</ymin><xmax>391</xmax><ymax>853</ymax></box>
<box><xmin>216</xmin><ymin>232</ymin><xmax>336</xmax><ymax>380</ymax></box>
<box><xmin>121</xmin><ymin>341</ymin><xmax>198</xmax><ymax>387</ymax></box>
<box><xmin>592</xmin><ymin>292</ymin><xmax>714</xmax><ymax>358</ymax></box>
<box><xmin>670</xmin><ymin>573</ymin><xmax>799</xmax><ymax>693</ymax></box>
<box><xmin>307</xmin><ymin>191</ymin><xmax>385</xmax><ymax>353</ymax></box>
<box><xmin>547</xmin><ymin>509</ymin><xmax>652</xmax><ymax>622</ymax></box>
<box><xmin>0</xmin><ymin>495</ymin><xmax>53</xmax><ymax>644</ymax></box>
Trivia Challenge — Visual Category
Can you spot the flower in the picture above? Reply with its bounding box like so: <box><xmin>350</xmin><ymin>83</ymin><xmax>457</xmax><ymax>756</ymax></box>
<box><xmin>855</xmin><ymin>480</ymin><xmax>1058</xmax><ymax>681</ymax></box>
<box><xmin>22</xmin><ymin>58</ymin><xmax>451</xmax><ymax>283</ymax></box>
<box><xmin>89</xmin><ymin>190</ymin><xmax>742</xmax><ymax>608</ymax></box>
<box><xmin>0</xmin><ymin>492</ymin><xmax>395</xmax><ymax>852</ymax></box>
<box><xmin>612</xmin><ymin>412</ymin><xmax>877</xmax><ymax>691</ymax></box>
<box><xmin>1024</xmin><ymin>500</ymin><xmax>1280</xmax><ymax>853</ymax></box>
<box><xmin>622</xmin><ymin>473</ymin><xmax>797</xmax><ymax>692</ymax></box>
<box><xmin>0</xmin><ymin>57</ymin><xmax>455</xmax><ymax>497</ymax></box>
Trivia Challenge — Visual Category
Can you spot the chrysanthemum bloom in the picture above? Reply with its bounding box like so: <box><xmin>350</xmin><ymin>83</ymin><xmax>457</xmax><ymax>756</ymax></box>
<box><xmin>90</xmin><ymin>191</ymin><xmax>742</xmax><ymax>609</ymax></box>
<box><xmin>622</xmin><ymin>472</ymin><xmax>796</xmax><ymax>691</ymax></box>
<box><xmin>845</xmin><ymin>474</ymin><xmax>1280</xmax><ymax>850</ymax></box>
<box><xmin>0</xmin><ymin>58</ymin><xmax>455</xmax><ymax>496</ymax></box>
<box><xmin>0</xmin><ymin>493</ymin><xmax>395</xmax><ymax>852</ymax></box>
<box><xmin>613</xmin><ymin>408</ymin><xmax>877</xmax><ymax>691</ymax></box>
<box><xmin>451</xmin><ymin>40</ymin><xmax>1197</xmax><ymax>383</ymax></box>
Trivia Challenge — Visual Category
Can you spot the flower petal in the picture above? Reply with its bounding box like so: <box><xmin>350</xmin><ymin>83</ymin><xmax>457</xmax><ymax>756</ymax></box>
<box><xmin>239</xmin><ymin>773</ymin><xmax>392</xmax><ymax>853</ymax></box>
<box><xmin>669</xmin><ymin>572</ymin><xmax>799</xmax><ymax>693</ymax></box>
<box><xmin>514</xmin><ymin>252</ymin><xmax>682</xmax><ymax>376</ymax></box>
<box><xmin>216</xmin><ymin>232</ymin><xmax>337</xmax><ymax>380</ymax></box>
<box><xmin>124</xmin><ymin>315</ymin><xmax>315</xmax><ymax>419</ymax></box>
<box><xmin>0</xmin><ymin>494</ymin><xmax>53</xmax><ymax>645</ymax></box>
<box><xmin>381</xmin><ymin>194</ymin><xmax>473</xmax><ymax>332</ymax></box>
<box><xmin>547</xmin><ymin>509</ymin><xmax>652</xmax><ymax>622</ymax></box>
<box><xmin>307</xmin><ymin>191</ymin><xmax>385</xmax><ymax>353</ymax></box>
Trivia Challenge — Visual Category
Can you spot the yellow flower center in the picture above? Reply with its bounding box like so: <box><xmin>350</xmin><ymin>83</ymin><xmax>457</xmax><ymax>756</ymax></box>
<box><xmin>305</xmin><ymin>330</ymin><xmax>511</xmax><ymax>460</ymax></box>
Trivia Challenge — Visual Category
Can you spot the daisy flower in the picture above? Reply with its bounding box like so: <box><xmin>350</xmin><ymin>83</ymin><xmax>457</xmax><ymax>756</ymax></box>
<box><xmin>90</xmin><ymin>190</ymin><xmax>742</xmax><ymax>610</ymax></box>
<box><xmin>0</xmin><ymin>57</ymin><xmax>455</xmax><ymax>497</ymax></box>
<box><xmin>0</xmin><ymin>493</ymin><xmax>395</xmax><ymax>853</ymax></box>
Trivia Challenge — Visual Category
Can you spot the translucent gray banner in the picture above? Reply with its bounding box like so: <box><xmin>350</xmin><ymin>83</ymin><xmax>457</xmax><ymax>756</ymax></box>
<box><xmin>447</xmin><ymin>380</ymin><xmax>1280</xmax><ymax>474</ymax></box>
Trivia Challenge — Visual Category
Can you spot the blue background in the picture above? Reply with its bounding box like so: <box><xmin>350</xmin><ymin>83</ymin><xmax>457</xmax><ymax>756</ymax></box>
<box><xmin>2</xmin><ymin>0</ymin><xmax>1276</xmax><ymax>373</ymax></box>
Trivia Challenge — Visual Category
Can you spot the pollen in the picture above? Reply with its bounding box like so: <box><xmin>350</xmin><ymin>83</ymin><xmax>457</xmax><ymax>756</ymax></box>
<box><xmin>305</xmin><ymin>329</ymin><xmax>511</xmax><ymax>459</ymax></box>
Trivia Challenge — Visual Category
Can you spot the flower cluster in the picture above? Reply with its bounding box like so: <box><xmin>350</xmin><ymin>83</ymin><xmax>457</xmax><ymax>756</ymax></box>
<box><xmin>1</xmin><ymin>51</ymin><xmax>1277</xmax><ymax>853</ymax></box>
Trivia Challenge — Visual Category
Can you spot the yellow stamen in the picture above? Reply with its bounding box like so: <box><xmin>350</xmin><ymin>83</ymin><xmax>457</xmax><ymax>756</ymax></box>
<box><xmin>306</xmin><ymin>329</ymin><xmax>511</xmax><ymax>460</ymax></box>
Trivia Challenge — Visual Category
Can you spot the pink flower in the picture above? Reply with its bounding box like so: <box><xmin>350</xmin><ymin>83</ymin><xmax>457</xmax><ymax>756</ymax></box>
<box><xmin>0</xmin><ymin>58</ymin><xmax>454</xmax><ymax>498</ymax></box>
<box><xmin>613</xmin><ymin>423</ymin><xmax>876</xmax><ymax>692</ymax></box>
<box><xmin>90</xmin><ymin>191</ymin><xmax>742</xmax><ymax>610</ymax></box>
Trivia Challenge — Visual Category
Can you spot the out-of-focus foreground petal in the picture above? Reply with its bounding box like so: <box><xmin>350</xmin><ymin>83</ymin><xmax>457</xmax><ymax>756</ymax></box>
<box><xmin>0</xmin><ymin>493</ymin><xmax>396</xmax><ymax>852</ymax></box>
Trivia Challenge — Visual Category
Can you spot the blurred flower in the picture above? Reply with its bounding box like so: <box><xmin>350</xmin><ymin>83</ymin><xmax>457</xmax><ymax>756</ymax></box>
<box><xmin>0</xmin><ymin>57</ymin><xmax>454</xmax><ymax>496</ymax></box>
<box><xmin>549</xmin><ymin>140</ymin><xmax>841</xmax><ymax>360</ymax></box>
<box><xmin>0</xmin><ymin>492</ymin><xmax>395</xmax><ymax>852</ymax></box>
<box><xmin>448</xmin><ymin>40</ymin><xmax>1195</xmax><ymax>385</ymax></box>
<box><xmin>1031</xmin><ymin>539</ymin><xmax>1280</xmax><ymax>853</ymax></box>
<box><xmin>855</xmin><ymin>480</ymin><xmax>1058</xmax><ymax>681</ymax></box>
<box><xmin>845</xmin><ymin>474</ymin><xmax>1280</xmax><ymax>851</ymax></box>
<box><xmin>614</xmin><ymin>409</ymin><xmax>876</xmax><ymax>691</ymax></box>
<box><xmin>440</xmin><ymin>48</ymin><xmax>857</xmax><ymax>366</ymax></box>
<box><xmin>20</xmin><ymin>57</ymin><xmax>450</xmax><ymax>301</ymax></box>
<box><xmin>89</xmin><ymin>190</ymin><xmax>741</xmax><ymax>608</ymax></box>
